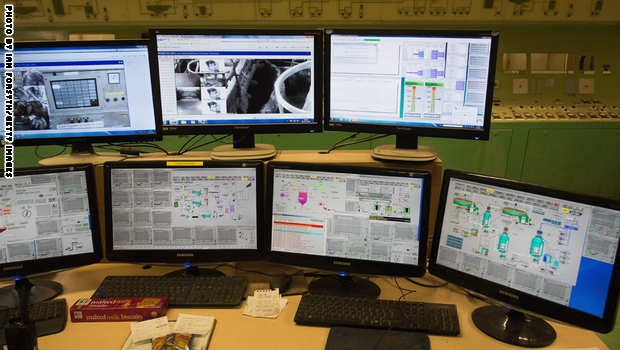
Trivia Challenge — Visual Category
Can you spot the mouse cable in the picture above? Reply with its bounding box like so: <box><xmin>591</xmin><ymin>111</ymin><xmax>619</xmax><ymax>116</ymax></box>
<box><xmin>405</xmin><ymin>277</ymin><xmax>448</xmax><ymax>288</ymax></box>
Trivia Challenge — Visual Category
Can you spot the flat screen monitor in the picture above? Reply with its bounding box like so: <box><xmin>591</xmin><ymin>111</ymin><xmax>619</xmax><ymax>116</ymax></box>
<box><xmin>325</xmin><ymin>29</ymin><xmax>499</xmax><ymax>162</ymax></box>
<box><xmin>0</xmin><ymin>164</ymin><xmax>102</xmax><ymax>307</ymax></box>
<box><xmin>150</xmin><ymin>29</ymin><xmax>323</xmax><ymax>160</ymax></box>
<box><xmin>104</xmin><ymin>160</ymin><xmax>263</xmax><ymax>276</ymax></box>
<box><xmin>429</xmin><ymin>170</ymin><xmax>620</xmax><ymax>347</ymax></box>
<box><xmin>267</xmin><ymin>162</ymin><xmax>431</xmax><ymax>298</ymax></box>
<box><xmin>1</xmin><ymin>40</ymin><xmax>162</xmax><ymax>165</ymax></box>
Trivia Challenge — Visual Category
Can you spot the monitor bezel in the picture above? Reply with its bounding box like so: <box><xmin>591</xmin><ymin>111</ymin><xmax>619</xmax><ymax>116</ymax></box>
<box><xmin>324</xmin><ymin>29</ymin><xmax>499</xmax><ymax>140</ymax></box>
<box><xmin>10</xmin><ymin>39</ymin><xmax>163</xmax><ymax>146</ymax></box>
<box><xmin>266</xmin><ymin>161</ymin><xmax>431</xmax><ymax>277</ymax></box>
<box><xmin>0</xmin><ymin>164</ymin><xmax>102</xmax><ymax>277</ymax></box>
<box><xmin>104</xmin><ymin>160</ymin><xmax>265</xmax><ymax>263</ymax></box>
<box><xmin>428</xmin><ymin>169</ymin><xmax>620</xmax><ymax>333</ymax></box>
<box><xmin>149</xmin><ymin>28</ymin><xmax>324</xmax><ymax>135</ymax></box>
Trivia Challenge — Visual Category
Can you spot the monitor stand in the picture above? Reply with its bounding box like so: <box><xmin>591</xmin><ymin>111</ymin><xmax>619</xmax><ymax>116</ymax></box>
<box><xmin>210</xmin><ymin>132</ymin><xmax>276</xmax><ymax>160</ymax></box>
<box><xmin>38</xmin><ymin>143</ymin><xmax>124</xmax><ymax>166</ymax></box>
<box><xmin>372</xmin><ymin>135</ymin><xmax>437</xmax><ymax>162</ymax></box>
<box><xmin>308</xmin><ymin>273</ymin><xmax>380</xmax><ymax>299</ymax></box>
<box><xmin>163</xmin><ymin>264</ymin><xmax>225</xmax><ymax>278</ymax></box>
<box><xmin>472</xmin><ymin>305</ymin><xmax>556</xmax><ymax>347</ymax></box>
<box><xmin>0</xmin><ymin>279</ymin><xmax>62</xmax><ymax>308</ymax></box>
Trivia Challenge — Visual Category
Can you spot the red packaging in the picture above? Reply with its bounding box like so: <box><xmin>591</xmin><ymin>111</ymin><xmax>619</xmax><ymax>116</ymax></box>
<box><xmin>70</xmin><ymin>297</ymin><xmax>168</xmax><ymax>322</ymax></box>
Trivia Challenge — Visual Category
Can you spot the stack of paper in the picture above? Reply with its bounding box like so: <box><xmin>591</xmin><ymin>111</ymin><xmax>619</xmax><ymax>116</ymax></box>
<box><xmin>243</xmin><ymin>288</ymin><xmax>288</xmax><ymax>319</ymax></box>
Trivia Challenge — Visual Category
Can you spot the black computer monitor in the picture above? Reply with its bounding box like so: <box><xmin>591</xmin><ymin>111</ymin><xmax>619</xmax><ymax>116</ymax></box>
<box><xmin>150</xmin><ymin>28</ymin><xmax>323</xmax><ymax>160</ymax></box>
<box><xmin>1</xmin><ymin>40</ymin><xmax>162</xmax><ymax>165</ymax></box>
<box><xmin>104</xmin><ymin>160</ymin><xmax>263</xmax><ymax>276</ymax></box>
<box><xmin>266</xmin><ymin>162</ymin><xmax>431</xmax><ymax>298</ymax></box>
<box><xmin>429</xmin><ymin>170</ymin><xmax>620</xmax><ymax>347</ymax></box>
<box><xmin>325</xmin><ymin>29</ymin><xmax>499</xmax><ymax>162</ymax></box>
<box><xmin>0</xmin><ymin>164</ymin><xmax>102</xmax><ymax>307</ymax></box>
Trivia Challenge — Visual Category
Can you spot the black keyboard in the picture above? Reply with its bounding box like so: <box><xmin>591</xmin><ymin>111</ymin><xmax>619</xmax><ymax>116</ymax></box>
<box><xmin>0</xmin><ymin>298</ymin><xmax>67</xmax><ymax>345</ymax></box>
<box><xmin>294</xmin><ymin>294</ymin><xmax>460</xmax><ymax>336</ymax></box>
<box><xmin>91</xmin><ymin>275</ymin><xmax>248</xmax><ymax>307</ymax></box>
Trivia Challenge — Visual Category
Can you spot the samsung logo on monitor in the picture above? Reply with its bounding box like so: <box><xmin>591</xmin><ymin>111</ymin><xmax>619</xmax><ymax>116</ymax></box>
<box><xmin>332</xmin><ymin>260</ymin><xmax>351</xmax><ymax>266</ymax></box>
<box><xmin>176</xmin><ymin>253</ymin><xmax>194</xmax><ymax>257</ymax></box>
<box><xmin>498</xmin><ymin>289</ymin><xmax>519</xmax><ymax>301</ymax></box>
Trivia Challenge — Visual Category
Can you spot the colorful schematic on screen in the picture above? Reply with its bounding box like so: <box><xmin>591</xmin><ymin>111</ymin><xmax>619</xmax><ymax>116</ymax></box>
<box><xmin>435</xmin><ymin>177</ymin><xmax>620</xmax><ymax>318</ymax></box>
<box><xmin>329</xmin><ymin>33</ymin><xmax>493</xmax><ymax>129</ymax></box>
<box><xmin>271</xmin><ymin>169</ymin><xmax>425</xmax><ymax>264</ymax></box>
<box><xmin>0</xmin><ymin>171</ymin><xmax>95</xmax><ymax>263</ymax></box>
<box><xmin>110</xmin><ymin>167</ymin><xmax>258</xmax><ymax>250</ymax></box>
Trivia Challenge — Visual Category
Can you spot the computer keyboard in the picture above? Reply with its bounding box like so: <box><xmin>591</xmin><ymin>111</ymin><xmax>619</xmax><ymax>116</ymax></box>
<box><xmin>294</xmin><ymin>294</ymin><xmax>460</xmax><ymax>336</ymax></box>
<box><xmin>0</xmin><ymin>298</ymin><xmax>67</xmax><ymax>345</ymax></box>
<box><xmin>91</xmin><ymin>275</ymin><xmax>248</xmax><ymax>307</ymax></box>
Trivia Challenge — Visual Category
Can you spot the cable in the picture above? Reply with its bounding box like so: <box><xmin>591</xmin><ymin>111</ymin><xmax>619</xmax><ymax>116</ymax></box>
<box><xmin>106</xmin><ymin>142</ymin><xmax>171</xmax><ymax>155</ymax></box>
<box><xmin>318</xmin><ymin>132</ymin><xmax>360</xmax><ymax>154</ymax></box>
<box><xmin>393</xmin><ymin>277</ymin><xmax>417</xmax><ymax>301</ymax></box>
<box><xmin>181</xmin><ymin>134</ymin><xmax>231</xmax><ymax>153</ymax></box>
<box><xmin>182</xmin><ymin>135</ymin><xmax>207</xmax><ymax>153</ymax></box>
<box><xmin>177</xmin><ymin>135</ymin><xmax>203</xmax><ymax>154</ymax></box>
<box><xmin>34</xmin><ymin>145</ymin><xmax>67</xmax><ymax>160</ymax></box>
<box><xmin>234</xmin><ymin>266</ymin><xmax>305</xmax><ymax>278</ymax></box>
<box><xmin>405</xmin><ymin>277</ymin><xmax>448</xmax><ymax>288</ymax></box>
<box><xmin>303</xmin><ymin>272</ymin><xmax>336</xmax><ymax>278</ymax></box>
<box><xmin>321</xmin><ymin>134</ymin><xmax>391</xmax><ymax>154</ymax></box>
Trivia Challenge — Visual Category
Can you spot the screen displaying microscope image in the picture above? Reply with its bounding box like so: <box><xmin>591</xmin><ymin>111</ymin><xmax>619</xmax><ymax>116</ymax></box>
<box><xmin>154</xmin><ymin>33</ymin><xmax>317</xmax><ymax>126</ymax></box>
<box><xmin>270</xmin><ymin>168</ymin><xmax>426</xmax><ymax>265</ymax></box>
<box><xmin>435</xmin><ymin>176</ymin><xmax>620</xmax><ymax>318</ymax></box>
<box><xmin>328</xmin><ymin>32</ymin><xmax>494</xmax><ymax>130</ymax></box>
<box><xmin>0</xmin><ymin>170</ymin><xmax>95</xmax><ymax>263</ymax></box>
<box><xmin>1</xmin><ymin>42</ymin><xmax>158</xmax><ymax>141</ymax></box>
<box><xmin>109</xmin><ymin>166</ymin><xmax>258</xmax><ymax>251</ymax></box>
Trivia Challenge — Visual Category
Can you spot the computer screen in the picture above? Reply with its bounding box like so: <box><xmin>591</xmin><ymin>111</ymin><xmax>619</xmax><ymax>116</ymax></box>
<box><xmin>429</xmin><ymin>170</ymin><xmax>620</xmax><ymax>346</ymax></box>
<box><xmin>267</xmin><ymin>162</ymin><xmax>431</xmax><ymax>297</ymax></box>
<box><xmin>104</xmin><ymin>161</ymin><xmax>263</xmax><ymax>265</ymax></box>
<box><xmin>150</xmin><ymin>29</ymin><xmax>323</xmax><ymax>159</ymax></box>
<box><xmin>2</xmin><ymin>40</ymin><xmax>161</xmax><ymax>147</ymax></box>
<box><xmin>325</xmin><ymin>29</ymin><xmax>498</xmax><ymax>161</ymax></box>
<box><xmin>0</xmin><ymin>164</ymin><xmax>101</xmax><ymax>305</ymax></box>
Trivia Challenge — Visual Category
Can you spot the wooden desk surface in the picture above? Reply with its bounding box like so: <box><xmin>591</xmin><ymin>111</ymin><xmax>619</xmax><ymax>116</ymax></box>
<box><xmin>9</xmin><ymin>262</ymin><xmax>608</xmax><ymax>350</ymax></box>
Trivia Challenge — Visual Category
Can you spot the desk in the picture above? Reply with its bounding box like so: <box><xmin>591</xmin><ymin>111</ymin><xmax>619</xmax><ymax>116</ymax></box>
<box><xmin>11</xmin><ymin>262</ymin><xmax>609</xmax><ymax>350</ymax></box>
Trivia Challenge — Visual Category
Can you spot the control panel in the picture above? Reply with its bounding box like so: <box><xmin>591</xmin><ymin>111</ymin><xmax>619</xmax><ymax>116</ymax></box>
<box><xmin>7</xmin><ymin>0</ymin><xmax>620</xmax><ymax>24</ymax></box>
<box><xmin>491</xmin><ymin>103</ymin><xmax>620</xmax><ymax>121</ymax></box>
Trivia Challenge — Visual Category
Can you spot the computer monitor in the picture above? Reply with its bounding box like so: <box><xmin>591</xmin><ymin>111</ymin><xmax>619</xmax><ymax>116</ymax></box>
<box><xmin>429</xmin><ymin>170</ymin><xmax>620</xmax><ymax>347</ymax></box>
<box><xmin>325</xmin><ymin>29</ymin><xmax>499</xmax><ymax>162</ymax></box>
<box><xmin>0</xmin><ymin>164</ymin><xmax>102</xmax><ymax>307</ymax></box>
<box><xmin>1</xmin><ymin>40</ymin><xmax>162</xmax><ymax>165</ymax></box>
<box><xmin>267</xmin><ymin>162</ymin><xmax>431</xmax><ymax>298</ymax></box>
<box><xmin>104</xmin><ymin>160</ymin><xmax>263</xmax><ymax>276</ymax></box>
<box><xmin>150</xmin><ymin>29</ymin><xmax>323</xmax><ymax>160</ymax></box>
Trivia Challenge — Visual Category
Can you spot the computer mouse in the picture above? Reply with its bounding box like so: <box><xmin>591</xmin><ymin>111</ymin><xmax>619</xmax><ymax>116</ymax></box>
<box><xmin>269</xmin><ymin>274</ymin><xmax>292</xmax><ymax>293</ymax></box>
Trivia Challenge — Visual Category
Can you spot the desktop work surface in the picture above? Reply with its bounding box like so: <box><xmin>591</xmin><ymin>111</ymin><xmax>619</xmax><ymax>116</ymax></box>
<box><xmin>3</xmin><ymin>263</ymin><xmax>609</xmax><ymax>350</ymax></box>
